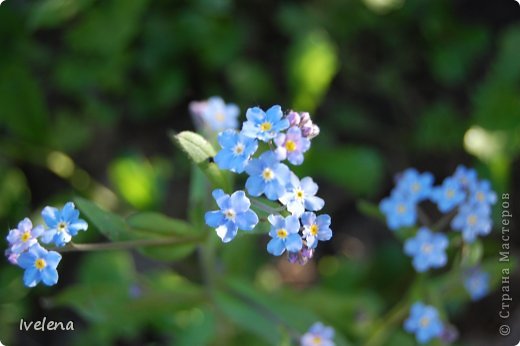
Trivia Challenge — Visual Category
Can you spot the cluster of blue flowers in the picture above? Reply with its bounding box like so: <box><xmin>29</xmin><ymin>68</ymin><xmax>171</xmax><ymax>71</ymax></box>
<box><xmin>380</xmin><ymin>166</ymin><xmax>495</xmax><ymax>276</ymax></box>
<box><xmin>380</xmin><ymin>166</ymin><xmax>496</xmax><ymax>343</ymax></box>
<box><xmin>5</xmin><ymin>202</ymin><xmax>88</xmax><ymax>287</ymax></box>
<box><xmin>380</xmin><ymin>166</ymin><xmax>496</xmax><ymax>242</ymax></box>
<box><xmin>300</xmin><ymin>322</ymin><xmax>335</xmax><ymax>346</ymax></box>
<box><xmin>205</xmin><ymin>105</ymin><xmax>331</xmax><ymax>264</ymax></box>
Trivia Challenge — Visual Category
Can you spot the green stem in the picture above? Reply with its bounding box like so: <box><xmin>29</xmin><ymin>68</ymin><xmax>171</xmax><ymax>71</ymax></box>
<box><xmin>431</xmin><ymin>209</ymin><xmax>457</xmax><ymax>231</ymax></box>
<box><xmin>365</xmin><ymin>298</ymin><xmax>411</xmax><ymax>346</ymax></box>
<box><xmin>51</xmin><ymin>236</ymin><xmax>204</xmax><ymax>253</ymax></box>
<box><xmin>251</xmin><ymin>198</ymin><xmax>285</xmax><ymax>215</ymax></box>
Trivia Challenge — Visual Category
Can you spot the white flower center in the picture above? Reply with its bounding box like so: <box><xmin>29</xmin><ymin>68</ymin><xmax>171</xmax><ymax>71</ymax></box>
<box><xmin>233</xmin><ymin>143</ymin><xmax>245</xmax><ymax>155</ymax></box>
<box><xmin>224</xmin><ymin>209</ymin><xmax>236</xmax><ymax>221</ymax></box>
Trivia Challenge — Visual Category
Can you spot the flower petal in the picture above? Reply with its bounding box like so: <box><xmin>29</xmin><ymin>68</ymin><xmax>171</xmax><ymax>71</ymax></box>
<box><xmin>42</xmin><ymin>206</ymin><xmax>59</xmax><ymax>228</ymax></box>
<box><xmin>267</xmin><ymin>237</ymin><xmax>285</xmax><ymax>256</ymax></box>
<box><xmin>236</xmin><ymin>210</ymin><xmax>259</xmax><ymax>231</ymax></box>
<box><xmin>205</xmin><ymin>211</ymin><xmax>225</xmax><ymax>228</ymax></box>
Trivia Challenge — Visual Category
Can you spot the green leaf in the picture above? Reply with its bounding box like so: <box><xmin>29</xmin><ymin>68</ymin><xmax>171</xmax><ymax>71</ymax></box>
<box><xmin>126</xmin><ymin>212</ymin><xmax>196</xmax><ymax>236</ymax></box>
<box><xmin>288</xmin><ymin>30</ymin><xmax>339</xmax><ymax>112</ymax></box>
<box><xmin>357</xmin><ymin>200</ymin><xmax>384</xmax><ymax>222</ymax></box>
<box><xmin>108</xmin><ymin>155</ymin><xmax>164</xmax><ymax>210</ymax></box>
<box><xmin>172</xmin><ymin>131</ymin><xmax>216</xmax><ymax>164</ymax></box>
<box><xmin>29</xmin><ymin>0</ymin><xmax>96</xmax><ymax>30</ymax></box>
<box><xmin>74</xmin><ymin>197</ymin><xmax>132</xmax><ymax>241</ymax></box>
<box><xmin>460</xmin><ymin>241</ymin><xmax>484</xmax><ymax>268</ymax></box>
<box><xmin>127</xmin><ymin>212</ymin><xmax>201</xmax><ymax>261</ymax></box>
<box><xmin>302</xmin><ymin>146</ymin><xmax>384</xmax><ymax>197</ymax></box>
<box><xmin>171</xmin><ymin>131</ymin><xmax>231</xmax><ymax>191</ymax></box>
<box><xmin>214</xmin><ymin>291</ymin><xmax>280</xmax><ymax>345</ymax></box>
<box><xmin>0</xmin><ymin>63</ymin><xmax>49</xmax><ymax>143</ymax></box>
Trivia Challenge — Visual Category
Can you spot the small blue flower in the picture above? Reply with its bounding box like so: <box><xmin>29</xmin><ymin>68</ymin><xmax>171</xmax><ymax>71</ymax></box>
<box><xmin>205</xmin><ymin>189</ymin><xmax>259</xmax><ymax>243</ymax></box>
<box><xmin>451</xmin><ymin>203</ymin><xmax>492</xmax><ymax>243</ymax></box>
<box><xmin>469</xmin><ymin>179</ymin><xmax>497</xmax><ymax>206</ymax></box>
<box><xmin>430</xmin><ymin>177</ymin><xmax>465</xmax><ymax>212</ymax></box>
<box><xmin>40</xmin><ymin>202</ymin><xmax>88</xmax><ymax>247</ymax></box>
<box><xmin>464</xmin><ymin>268</ymin><xmax>490</xmax><ymax>301</ymax></box>
<box><xmin>279</xmin><ymin>174</ymin><xmax>324</xmax><ymax>216</ymax></box>
<box><xmin>214</xmin><ymin>130</ymin><xmax>258</xmax><ymax>173</ymax></box>
<box><xmin>267</xmin><ymin>214</ymin><xmax>302</xmax><ymax>256</ymax></box>
<box><xmin>6</xmin><ymin>218</ymin><xmax>44</xmax><ymax>254</ymax></box>
<box><xmin>301</xmin><ymin>212</ymin><xmax>332</xmax><ymax>249</ymax></box>
<box><xmin>17</xmin><ymin>243</ymin><xmax>62</xmax><ymax>287</ymax></box>
<box><xmin>453</xmin><ymin>165</ymin><xmax>478</xmax><ymax>188</ymax></box>
<box><xmin>379</xmin><ymin>193</ymin><xmax>417</xmax><ymax>230</ymax></box>
<box><xmin>301</xmin><ymin>322</ymin><xmax>335</xmax><ymax>346</ymax></box>
<box><xmin>404</xmin><ymin>302</ymin><xmax>443</xmax><ymax>344</ymax></box>
<box><xmin>190</xmin><ymin>96</ymin><xmax>239</xmax><ymax>131</ymax></box>
<box><xmin>241</xmin><ymin>105</ymin><xmax>290</xmax><ymax>142</ymax></box>
<box><xmin>394</xmin><ymin>169</ymin><xmax>434</xmax><ymax>202</ymax></box>
<box><xmin>245</xmin><ymin>151</ymin><xmax>291</xmax><ymax>200</ymax></box>
<box><xmin>274</xmin><ymin>126</ymin><xmax>311</xmax><ymax>165</ymax></box>
<box><xmin>404</xmin><ymin>228</ymin><xmax>448</xmax><ymax>272</ymax></box>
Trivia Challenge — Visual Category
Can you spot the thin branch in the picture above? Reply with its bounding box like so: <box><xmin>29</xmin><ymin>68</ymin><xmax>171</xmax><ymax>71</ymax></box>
<box><xmin>50</xmin><ymin>235</ymin><xmax>205</xmax><ymax>253</ymax></box>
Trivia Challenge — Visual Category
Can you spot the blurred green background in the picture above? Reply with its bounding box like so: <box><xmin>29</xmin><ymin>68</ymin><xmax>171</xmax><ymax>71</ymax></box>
<box><xmin>0</xmin><ymin>0</ymin><xmax>519</xmax><ymax>345</ymax></box>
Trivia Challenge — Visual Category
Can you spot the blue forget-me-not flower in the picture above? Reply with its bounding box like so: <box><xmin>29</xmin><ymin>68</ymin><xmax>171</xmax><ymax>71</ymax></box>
<box><xmin>245</xmin><ymin>151</ymin><xmax>291</xmax><ymax>200</ymax></box>
<box><xmin>241</xmin><ymin>105</ymin><xmax>290</xmax><ymax>142</ymax></box>
<box><xmin>266</xmin><ymin>214</ymin><xmax>302</xmax><ymax>256</ymax></box>
<box><xmin>430</xmin><ymin>177</ymin><xmax>465</xmax><ymax>213</ymax></box>
<box><xmin>17</xmin><ymin>243</ymin><xmax>62</xmax><ymax>287</ymax></box>
<box><xmin>6</xmin><ymin>218</ymin><xmax>44</xmax><ymax>254</ymax></box>
<box><xmin>279</xmin><ymin>174</ymin><xmax>324</xmax><ymax>217</ymax></box>
<box><xmin>301</xmin><ymin>212</ymin><xmax>332</xmax><ymax>249</ymax></box>
<box><xmin>404</xmin><ymin>302</ymin><xmax>443</xmax><ymax>344</ymax></box>
<box><xmin>404</xmin><ymin>228</ymin><xmax>448</xmax><ymax>272</ymax></box>
<box><xmin>379</xmin><ymin>193</ymin><xmax>417</xmax><ymax>230</ymax></box>
<box><xmin>205</xmin><ymin>189</ymin><xmax>259</xmax><ymax>243</ymax></box>
<box><xmin>463</xmin><ymin>268</ymin><xmax>490</xmax><ymax>301</ymax></box>
<box><xmin>214</xmin><ymin>129</ymin><xmax>258</xmax><ymax>173</ymax></box>
<box><xmin>274</xmin><ymin>126</ymin><xmax>310</xmax><ymax>165</ymax></box>
<box><xmin>301</xmin><ymin>322</ymin><xmax>335</xmax><ymax>346</ymax></box>
<box><xmin>40</xmin><ymin>202</ymin><xmax>88</xmax><ymax>247</ymax></box>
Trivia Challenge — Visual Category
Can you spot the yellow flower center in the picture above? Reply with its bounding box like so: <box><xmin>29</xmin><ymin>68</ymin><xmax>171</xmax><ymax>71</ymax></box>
<box><xmin>310</xmin><ymin>224</ymin><xmax>319</xmax><ymax>236</ymax></box>
<box><xmin>420</xmin><ymin>317</ymin><xmax>430</xmax><ymax>327</ymax></box>
<box><xmin>35</xmin><ymin>258</ymin><xmax>47</xmax><ymax>270</ymax></box>
<box><xmin>312</xmin><ymin>336</ymin><xmax>323</xmax><ymax>345</ymax></box>
<box><xmin>285</xmin><ymin>140</ymin><xmax>297</xmax><ymax>152</ymax></box>
<box><xmin>262</xmin><ymin>168</ymin><xmax>274</xmax><ymax>181</ymax></box>
<box><xmin>57</xmin><ymin>222</ymin><xmax>67</xmax><ymax>232</ymax></box>
<box><xmin>277</xmin><ymin>228</ymin><xmax>288</xmax><ymax>239</ymax></box>
<box><xmin>467</xmin><ymin>215</ymin><xmax>477</xmax><ymax>225</ymax></box>
<box><xmin>260</xmin><ymin>122</ymin><xmax>272</xmax><ymax>131</ymax></box>
<box><xmin>477</xmin><ymin>192</ymin><xmax>484</xmax><ymax>202</ymax></box>
<box><xmin>21</xmin><ymin>231</ymin><xmax>31</xmax><ymax>242</ymax></box>
<box><xmin>215</xmin><ymin>112</ymin><xmax>225</xmax><ymax>122</ymax></box>
<box><xmin>412</xmin><ymin>183</ymin><xmax>421</xmax><ymax>192</ymax></box>
<box><xmin>446</xmin><ymin>189</ymin><xmax>455</xmax><ymax>199</ymax></box>
<box><xmin>397</xmin><ymin>204</ymin><xmax>406</xmax><ymax>214</ymax></box>
<box><xmin>295</xmin><ymin>189</ymin><xmax>304</xmax><ymax>200</ymax></box>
